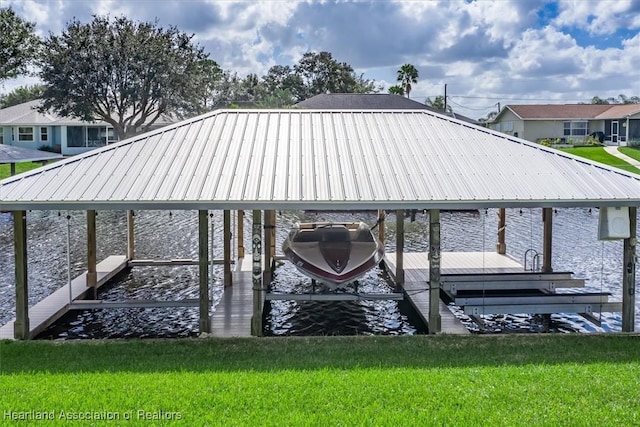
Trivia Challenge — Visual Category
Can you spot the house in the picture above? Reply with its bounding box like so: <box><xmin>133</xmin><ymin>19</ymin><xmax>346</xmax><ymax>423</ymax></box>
<box><xmin>295</xmin><ymin>93</ymin><xmax>480</xmax><ymax>125</ymax></box>
<box><xmin>490</xmin><ymin>104</ymin><xmax>640</xmax><ymax>146</ymax></box>
<box><xmin>0</xmin><ymin>100</ymin><xmax>173</xmax><ymax>156</ymax></box>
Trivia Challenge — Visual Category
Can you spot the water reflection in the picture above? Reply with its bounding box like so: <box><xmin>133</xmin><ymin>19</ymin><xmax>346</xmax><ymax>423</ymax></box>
<box><xmin>0</xmin><ymin>207</ymin><xmax>638</xmax><ymax>338</ymax></box>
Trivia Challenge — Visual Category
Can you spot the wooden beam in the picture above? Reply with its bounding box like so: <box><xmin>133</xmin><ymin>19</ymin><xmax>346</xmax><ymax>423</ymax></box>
<box><xmin>622</xmin><ymin>206</ymin><xmax>637</xmax><ymax>332</ymax></box>
<box><xmin>198</xmin><ymin>210</ymin><xmax>210</xmax><ymax>334</ymax></box>
<box><xmin>13</xmin><ymin>211</ymin><xmax>29</xmax><ymax>339</ymax></box>
<box><xmin>377</xmin><ymin>210</ymin><xmax>385</xmax><ymax>244</ymax></box>
<box><xmin>395</xmin><ymin>210</ymin><xmax>405</xmax><ymax>288</ymax></box>
<box><xmin>86</xmin><ymin>210</ymin><xmax>97</xmax><ymax>298</ymax></box>
<box><xmin>223</xmin><ymin>210</ymin><xmax>232</xmax><ymax>287</ymax></box>
<box><xmin>496</xmin><ymin>208</ymin><xmax>506</xmax><ymax>254</ymax></box>
<box><xmin>10</xmin><ymin>163</ymin><xmax>16</xmax><ymax>176</ymax></box>
<box><xmin>126</xmin><ymin>210</ymin><xmax>135</xmax><ymax>260</ymax></box>
<box><xmin>428</xmin><ymin>209</ymin><xmax>442</xmax><ymax>334</ymax></box>
<box><xmin>237</xmin><ymin>210</ymin><xmax>245</xmax><ymax>258</ymax></box>
<box><xmin>263</xmin><ymin>210</ymin><xmax>274</xmax><ymax>287</ymax></box>
<box><xmin>251</xmin><ymin>210</ymin><xmax>263</xmax><ymax>336</ymax></box>
<box><xmin>542</xmin><ymin>208</ymin><xmax>553</xmax><ymax>272</ymax></box>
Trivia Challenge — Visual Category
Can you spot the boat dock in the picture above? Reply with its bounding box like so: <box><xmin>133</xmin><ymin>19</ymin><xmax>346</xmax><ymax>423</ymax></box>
<box><xmin>0</xmin><ymin>256</ymin><xmax>128</xmax><ymax>340</ymax></box>
<box><xmin>384</xmin><ymin>252</ymin><xmax>526</xmax><ymax>335</ymax></box>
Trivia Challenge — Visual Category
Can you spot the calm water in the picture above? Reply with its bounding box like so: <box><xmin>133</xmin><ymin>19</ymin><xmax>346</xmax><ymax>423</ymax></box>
<box><xmin>0</xmin><ymin>207</ymin><xmax>638</xmax><ymax>338</ymax></box>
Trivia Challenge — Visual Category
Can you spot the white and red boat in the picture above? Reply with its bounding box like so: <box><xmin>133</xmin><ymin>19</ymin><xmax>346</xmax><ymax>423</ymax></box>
<box><xmin>282</xmin><ymin>222</ymin><xmax>384</xmax><ymax>285</ymax></box>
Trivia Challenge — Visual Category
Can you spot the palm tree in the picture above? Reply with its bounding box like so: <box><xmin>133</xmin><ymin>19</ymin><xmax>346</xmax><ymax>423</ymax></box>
<box><xmin>397</xmin><ymin>64</ymin><xmax>419</xmax><ymax>98</ymax></box>
<box><xmin>387</xmin><ymin>85</ymin><xmax>404</xmax><ymax>96</ymax></box>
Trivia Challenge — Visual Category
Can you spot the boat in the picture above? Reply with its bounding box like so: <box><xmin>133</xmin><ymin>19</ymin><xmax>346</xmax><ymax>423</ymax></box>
<box><xmin>282</xmin><ymin>222</ymin><xmax>384</xmax><ymax>285</ymax></box>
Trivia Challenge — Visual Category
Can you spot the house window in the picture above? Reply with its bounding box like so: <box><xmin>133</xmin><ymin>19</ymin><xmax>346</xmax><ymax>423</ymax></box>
<box><xmin>67</xmin><ymin>126</ymin><xmax>85</xmax><ymax>147</ymax></box>
<box><xmin>40</xmin><ymin>127</ymin><xmax>48</xmax><ymax>142</ymax></box>
<box><xmin>107</xmin><ymin>128</ymin><xmax>118</xmax><ymax>144</ymax></box>
<box><xmin>564</xmin><ymin>121</ymin><xmax>588</xmax><ymax>137</ymax></box>
<box><xmin>18</xmin><ymin>126</ymin><xmax>34</xmax><ymax>141</ymax></box>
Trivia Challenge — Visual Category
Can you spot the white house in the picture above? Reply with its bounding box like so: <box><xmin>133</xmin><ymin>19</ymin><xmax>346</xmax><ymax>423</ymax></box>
<box><xmin>0</xmin><ymin>100</ymin><xmax>173</xmax><ymax>155</ymax></box>
<box><xmin>490</xmin><ymin>104</ymin><xmax>640</xmax><ymax>146</ymax></box>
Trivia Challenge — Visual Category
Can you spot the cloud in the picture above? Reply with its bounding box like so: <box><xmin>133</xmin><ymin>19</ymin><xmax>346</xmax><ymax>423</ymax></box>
<box><xmin>2</xmin><ymin>0</ymin><xmax>639</xmax><ymax>120</ymax></box>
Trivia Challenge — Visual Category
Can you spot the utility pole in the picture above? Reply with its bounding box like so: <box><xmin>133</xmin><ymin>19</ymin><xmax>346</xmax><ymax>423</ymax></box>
<box><xmin>444</xmin><ymin>84</ymin><xmax>447</xmax><ymax>112</ymax></box>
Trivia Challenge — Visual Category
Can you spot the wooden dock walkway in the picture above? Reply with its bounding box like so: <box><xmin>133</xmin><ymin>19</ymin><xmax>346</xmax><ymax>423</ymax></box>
<box><xmin>385</xmin><ymin>252</ymin><xmax>525</xmax><ymax>334</ymax></box>
<box><xmin>0</xmin><ymin>255</ymin><xmax>128</xmax><ymax>340</ymax></box>
<box><xmin>210</xmin><ymin>258</ymin><xmax>254</xmax><ymax>337</ymax></box>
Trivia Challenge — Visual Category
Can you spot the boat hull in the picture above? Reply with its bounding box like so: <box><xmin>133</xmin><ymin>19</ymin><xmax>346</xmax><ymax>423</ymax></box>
<box><xmin>282</xmin><ymin>222</ymin><xmax>384</xmax><ymax>285</ymax></box>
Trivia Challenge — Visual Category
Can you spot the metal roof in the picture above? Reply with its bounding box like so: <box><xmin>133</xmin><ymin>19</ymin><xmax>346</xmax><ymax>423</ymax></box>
<box><xmin>0</xmin><ymin>145</ymin><xmax>63</xmax><ymax>164</ymax></box>
<box><xmin>1</xmin><ymin>109</ymin><xmax>640</xmax><ymax>211</ymax></box>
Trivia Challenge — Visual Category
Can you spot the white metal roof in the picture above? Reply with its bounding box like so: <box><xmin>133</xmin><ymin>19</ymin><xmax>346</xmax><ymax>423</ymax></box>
<box><xmin>1</xmin><ymin>109</ymin><xmax>640</xmax><ymax>211</ymax></box>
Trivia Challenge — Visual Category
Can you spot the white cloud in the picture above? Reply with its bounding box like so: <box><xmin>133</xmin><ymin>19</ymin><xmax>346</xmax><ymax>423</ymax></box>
<box><xmin>2</xmin><ymin>0</ymin><xmax>639</xmax><ymax>120</ymax></box>
<box><xmin>554</xmin><ymin>0</ymin><xmax>640</xmax><ymax>35</ymax></box>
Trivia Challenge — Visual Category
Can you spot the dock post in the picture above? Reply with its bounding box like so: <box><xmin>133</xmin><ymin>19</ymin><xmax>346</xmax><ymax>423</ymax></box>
<box><xmin>198</xmin><ymin>210</ymin><xmax>211</xmax><ymax>334</ymax></box>
<box><xmin>622</xmin><ymin>206</ymin><xmax>637</xmax><ymax>332</ymax></box>
<box><xmin>87</xmin><ymin>210</ymin><xmax>97</xmax><ymax>298</ymax></box>
<box><xmin>377</xmin><ymin>210</ymin><xmax>385</xmax><ymax>244</ymax></box>
<box><xmin>127</xmin><ymin>210</ymin><xmax>135</xmax><ymax>260</ymax></box>
<box><xmin>251</xmin><ymin>210</ymin><xmax>264</xmax><ymax>336</ymax></box>
<box><xmin>14</xmin><ymin>210</ymin><xmax>30</xmax><ymax>339</ymax></box>
<box><xmin>428</xmin><ymin>209</ymin><xmax>442</xmax><ymax>333</ymax></box>
<box><xmin>237</xmin><ymin>210</ymin><xmax>245</xmax><ymax>258</ymax></box>
<box><xmin>496</xmin><ymin>208</ymin><xmax>506</xmax><ymax>254</ymax></box>
<box><xmin>395</xmin><ymin>210</ymin><xmax>405</xmax><ymax>290</ymax></box>
<box><xmin>542</xmin><ymin>208</ymin><xmax>553</xmax><ymax>272</ymax></box>
<box><xmin>223</xmin><ymin>210</ymin><xmax>232</xmax><ymax>287</ymax></box>
<box><xmin>263</xmin><ymin>210</ymin><xmax>275</xmax><ymax>287</ymax></box>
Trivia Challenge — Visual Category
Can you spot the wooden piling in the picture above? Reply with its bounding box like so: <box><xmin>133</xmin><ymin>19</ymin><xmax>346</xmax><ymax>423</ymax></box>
<box><xmin>127</xmin><ymin>210</ymin><xmax>135</xmax><ymax>260</ymax></box>
<box><xmin>237</xmin><ymin>210</ymin><xmax>245</xmax><ymax>258</ymax></box>
<box><xmin>87</xmin><ymin>210</ymin><xmax>97</xmax><ymax>298</ymax></box>
<box><xmin>251</xmin><ymin>210</ymin><xmax>263</xmax><ymax>336</ymax></box>
<box><xmin>198</xmin><ymin>210</ymin><xmax>211</xmax><ymax>334</ymax></box>
<box><xmin>13</xmin><ymin>211</ymin><xmax>29</xmax><ymax>340</ymax></box>
<box><xmin>428</xmin><ymin>209</ymin><xmax>442</xmax><ymax>333</ymax></box>
<box><xmin>224</xmin><ymin>210</ymin><xmax>232</xmax><ymax>287</ymax></box>
<box><xmin>542</xmin><ymin>208</ymin><xmax>553</xmax><ymax>272</ymax></box>
<box><xmin>395</xmin><ymin>210</ymin><xmax>405</xmax><ymax>289</ymax></box>
<box><xmin>622</xmin><ymin>206</ymin><xmax>637</xmax><ymax>332</ymax></box>
<box><xmin>497</xmin><ymin>208</ymin><xmax>506</xmax><ymax>254</ymax></box>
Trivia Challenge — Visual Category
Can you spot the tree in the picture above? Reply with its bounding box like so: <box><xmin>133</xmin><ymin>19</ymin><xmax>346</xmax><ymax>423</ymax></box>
<box><xmin>293</xmin><ymin>51</ymin><xmax>378</xmax><ymax>100</ymax></box>
<box><xmin>397</xmin><ymin>64</ymin><xmax>418</xmax><ymax>98</ymax></box>
<box><xmin>38</xmin><ymin>15</ymin><xmax>210</xmax><ymax>140</ymax></box>
<box><xmin>254</xmin><ymin>89</ymin><xmax>296</xmax><ymax>108</ymax></box>
<box><xmin>426</xmin><ymin>95</ymin><xmax>452</xmax><ymax>113</ymax></box>
<box><xmin>388</xmin><ymin>85</ymin><xmax>404</xmax><ymax>96</ymax></box>
<box><xmin>261</xmin><ymin>65</ymin><xmax>305</xmax><ymax>101</ymax></box>
<box><xmin>0</xmin><ymin>84</ymin><xmax>45</xmax><ymax>108</ymax></box>
<box><xmin>0</xmin><ymin>7</ymin><xmax>40</xmax><ymax>81</ymax></box>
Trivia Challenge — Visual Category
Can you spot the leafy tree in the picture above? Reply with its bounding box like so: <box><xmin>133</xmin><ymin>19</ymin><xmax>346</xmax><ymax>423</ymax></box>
<box><xmin>426</xmin><ymin>95</ymin><xmax>452</xmax><ymax>113</ymax></box>
<box><xmin>261</xmin><ymin>65</ymin><xmax>305</xmax><ymax>101</ymax></box>
<box><xmin>397</xmin><ymin>64</ymin><xmax>418</xmax><ymax>98</ymax></box>
<box><xmin>38</xmin><ymin>15</ymin><xmax>210</xmax><ymax>140</ymax></box>
<box><xmin>0</xmin><ymin>7</ymin><xmax>40</xmax><ymax>81</ymax></box>
<box><xmin>254</xmin><ymin>89</ymin><xmax>296</xmax><ymax>108</ymax></box>
<box><xmin>293</xmin><ymin>51</ymin><xmax>378</xmax><ymax>100</ymax></box>
<box><xmin>0</xmin><ymin>84</ymin><xmax>45</xmax><ymax>108</ymax></box>
<box><xmin>591</xmin><ymin>95</ymin><xmax>640</xmax><ymax>105</ymax></box>
<box><xmin>388</xmin><ymin>85</ymin><xmax>405</xmax><ymax>96</ymax></box>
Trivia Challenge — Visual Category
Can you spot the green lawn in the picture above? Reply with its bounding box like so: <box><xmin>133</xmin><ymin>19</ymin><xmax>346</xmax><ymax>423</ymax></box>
<box><xmin>619</xmin><ymin>146</ymin><xmax>640</xmax><ymax>162</ymax></box>
<box><xmin>560</xmin><ymin>146</ymin><xmax>640</xmax><ymax>174</ymax></box>
<box><xmin>0</xmin><ymin>162</ymin><xmax>46</xmax><ymax>180</ymax></box>
<box><xmin>1</xmin><ymin>335</ymin><xmax>638</xmax><ymax>425</ymax></box>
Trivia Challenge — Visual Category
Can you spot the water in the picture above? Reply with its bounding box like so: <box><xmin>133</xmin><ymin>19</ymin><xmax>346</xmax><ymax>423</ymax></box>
<box><xmin>0</xmin><ymin>207</ymin><xmax>638</xmax><ymax>338</ymax></box>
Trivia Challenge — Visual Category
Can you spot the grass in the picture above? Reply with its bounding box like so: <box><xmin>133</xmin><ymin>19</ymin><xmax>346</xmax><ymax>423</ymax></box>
<box><xmin>1</xmin><ymin>335</ymin><xmax>639</xmax><ymax>425</ymax></box>
<box><xmin>560</xmin><ymin>146</ymin><xmax>640</xmax><ymax>174</ymax></box>
<box><xmin>0</xmin><ymin>162</ymin><xmax>45</xmax><ymax>180</ymax></box>
<box><xmin>619</xmin><ymin>146</ymin><xmax>640</xmax><ymax>162</ymax></box>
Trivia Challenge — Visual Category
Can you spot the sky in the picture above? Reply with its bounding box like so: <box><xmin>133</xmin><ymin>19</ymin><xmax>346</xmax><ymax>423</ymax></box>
<box><xmin>2</xmin><ymin>0</ymin><xmax>640</xmax><ymax>119</ymax></box>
